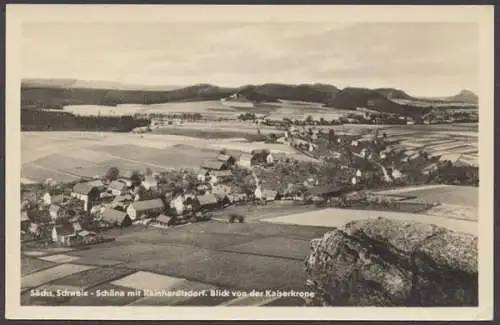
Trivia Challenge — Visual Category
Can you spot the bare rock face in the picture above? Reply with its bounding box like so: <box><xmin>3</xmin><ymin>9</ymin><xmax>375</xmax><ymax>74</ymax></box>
<box><xmin>305</xmin><ymin>217</ymin><xmax>478</xmax><ymax>306</ymax></box>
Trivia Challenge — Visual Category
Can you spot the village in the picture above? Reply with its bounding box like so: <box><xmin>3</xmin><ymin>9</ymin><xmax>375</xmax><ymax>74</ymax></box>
<box><xmin>20</xmin><ymin>125</ymin><xmax>478</xmax><ymax>250</ymax></box>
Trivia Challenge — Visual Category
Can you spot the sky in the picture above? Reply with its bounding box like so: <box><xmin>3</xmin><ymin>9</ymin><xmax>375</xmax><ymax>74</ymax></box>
<box><xmin>21</xmin><ymin>22</ymin><xmax>479</xmax><ymax>97</ymax></box>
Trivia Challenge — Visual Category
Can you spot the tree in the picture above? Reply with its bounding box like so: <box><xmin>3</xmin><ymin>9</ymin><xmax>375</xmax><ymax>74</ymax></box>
<box><xmin>305</xmin><ymin>115</ymin><xmax>314</xmax><ymax>125</ymax></box>
<box><xmin>106</xmin><ymin>167</ymin><xmax>120</xmax><ymax>181</ymax></box>
<box><xmin>130</xmin><ymin>170</ymin><xmax>143</xmax><ymax>187</ymax></box>
<box><xmin>219</xmin><ymin>148</ymin><xmax>227</xmax><ymax>155</ymax></box>
<box><xmin>328</xmin><ymin>130</ymin><xmax>336</xmax><ymax>145</ymax></box>
<box><xmin>266</xmin><ymin>133</ymin><xmax>278</xmax><ymax>143</ymax></box>
<box><xmin>145</xmin><ymin>167</ymin><xmax>153</xmax><ymax>176</ymax></box>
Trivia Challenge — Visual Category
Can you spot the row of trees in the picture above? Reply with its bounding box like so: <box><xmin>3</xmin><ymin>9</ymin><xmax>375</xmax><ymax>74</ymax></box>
<box><xmin>21</xmin><ymin>109</ymin><xmax>150</xmax><ymax>132</ymax></box>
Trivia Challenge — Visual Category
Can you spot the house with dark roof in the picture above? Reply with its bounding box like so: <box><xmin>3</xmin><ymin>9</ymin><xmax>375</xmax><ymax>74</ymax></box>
<box><xmin>217</xmin><ymin>154</ymin><xmax>236</xmax><ymax>166</ymax></box>
<box><xmin>71</xmin><ymin>181</ymin><xmax>102</xmax><ymax>211</ymax></box>
<box><xmin>209</xmin><ymin>170</ymin><xmax>233</xmax><ymax>183</ymax></box>
<box><xmin>102</xmin><ymin>208</ymin><xmax>132</xmax><ymax>227</ymax></box>
<box><xmin>201</xmin><ymin>160</ymin><xmax>227</xmax><ymax>171</ymax></box>
<box><xmin>197</xmin><ymin>194</ymin><xmax>220</xmax><ymax>211</ymax></box>
<box><xmin>126</xmin><ymin>199</ymin><xmax>164</xmax><ymax>220</ymax></box>
<box><xmin>108</xmin><ymin>180</ymin><xmax>128</xmax><ymax>196</ymax></box>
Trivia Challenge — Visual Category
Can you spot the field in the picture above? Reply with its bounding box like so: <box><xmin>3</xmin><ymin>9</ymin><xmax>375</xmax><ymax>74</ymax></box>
<box><xmin>61</xmin><ymin>100</ymin><xmax>353</xmax><ymax>119</ymax></box>
<box><xmin>21</xmin><ymin>130</ymin><xmax>314</xmax><ymax>183</ymax></box>
<box><xmin>21</xmin><ymin>221</ymin><xmax>330</xmax><ymax>306</ymax></box>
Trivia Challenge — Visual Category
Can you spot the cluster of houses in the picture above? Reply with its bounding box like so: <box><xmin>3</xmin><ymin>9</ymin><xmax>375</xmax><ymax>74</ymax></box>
<box><xmin>20</xmin><ymin>148</ymin><xmax>294</xmax><ymax>246</ymax></box>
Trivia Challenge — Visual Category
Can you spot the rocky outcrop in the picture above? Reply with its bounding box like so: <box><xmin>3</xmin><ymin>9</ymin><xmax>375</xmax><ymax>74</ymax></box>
<box><xmin>305</xmin><ymin>217</ymin><xmax>477</xmax><ymax>306</ymax></box>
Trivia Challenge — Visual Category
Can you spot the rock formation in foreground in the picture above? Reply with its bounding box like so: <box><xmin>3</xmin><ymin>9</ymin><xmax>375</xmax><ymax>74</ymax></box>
<box><xmin>305</xmin><ymin>217</ymin><xmax>478</xmax><ymax>306</ymax></box>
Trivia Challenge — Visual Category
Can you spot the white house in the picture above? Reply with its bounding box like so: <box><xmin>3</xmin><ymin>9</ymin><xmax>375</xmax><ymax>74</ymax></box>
<box><xmin>142</xmin><ymin>175</ymin><xmax>158</xmax><ymax>191</ymax></box>
<box><xmin>170</xmin><ymin>195</ymin><xmax>186</xmax><ymax>215</ymax></box>
<box><xmin>197</xmin><ymin>170</ymin><xmax>209</xmax><ymax>182</ymax></box>
<box><xmin>356</xmin><ymin>169</ymin><xmax>362</xmax><ymax>178</ymax></box>
<box><xmin>49</xmin><ymin>205</ymin><xmax>63</xmax><ymax>220</ymax></box>
<box><xmin>266</xmin><ymin>153</ymin><xmax>274</xmax><ymax>165</ymax></box>
<box><xmin>42</xmin><ymin>192</ymin><xmax>52</xmax><ymax>205</ymax></box>
<box><xmin>391</xmin><ymin>168</ymin><xmax>404</xmax><ymax>179</ymax></box>
<box><xmin>237</xmin><ymin>154</ymin><xmax>255</xmax><ymax>169</ymax></box>
<box><xmin>351</xmin><ymin>176</ymin><xmax>358</xmax><ymax>185</ymax></box>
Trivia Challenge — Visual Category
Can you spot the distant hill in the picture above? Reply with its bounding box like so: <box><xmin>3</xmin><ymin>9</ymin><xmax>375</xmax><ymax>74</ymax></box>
<box><xmin>328</xmin><ymin>87</ymin><xmax>433</xmax><ymax>116</ymax></box>
<box><xmin>374</xmin><ymin>88</ymin><xmax>415</xmax><ymax>100</ymax></box>
<box><xmin>235</xmin><ymin>83</ymin><xmax>340</xmax><ymax>103</ymax></box>
<box><xmin>21</xmin><ymin>78</ymin><xmax>472</xmax><ymax>117</ymax></box>
<box><xmin>21</xmin><ymin>83</ymin><xmax>235</xmax><ymax>108</ymax></box>
<box><xmin>445</xmin><ymin>90</ymin><xmax>478</xmax><ymax>104</ymax></box>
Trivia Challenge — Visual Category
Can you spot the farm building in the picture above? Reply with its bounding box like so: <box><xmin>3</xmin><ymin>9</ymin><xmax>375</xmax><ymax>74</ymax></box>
<box><xmin>237</xmin><ymin>154</ymin><xmax>256</xmax><ymax>168</ymax></box>
<box><xmin>51</xmin><ymin>224</ymin><xmax>77</xmax><ymax>246</ymax></box>
<box><xmin>197</xmin><ymin>194</ymin><xmax>220</xmax><ymax>211</ymax></box>
<box><xmin>153</xmin><ymin>214</ymin><xmax>173</xmax><ymax>227</ymax></box>
<box><xmin>102</xmin><ymin>208</ymin><xmax>132</xmax><ymax>227</ymax></box>
<box><xmin>127</xmin><ymin>199</ymin><xmax>165</xmax><ymax>220</ymax></box>
<box><xmin>209</xmin><ymin>170</ymin><xmax>233</xmax><ymax>183</ymax></box>
<box><xmin>71</xmin><ymin>181</ymin><xmax>102</xmax><ymax>211</ymax></box>
<box><xmin>108</xmin><ymin>180</ymin><xmax>128</xmax><ymax>196</ymax></box>
<box><xmin>201</xmin><ymin>160</ymin><xmax>227</xmax><ymax>171</ymax></box>
<box><xmin>217</xmin><ymin>154</ymin><xmax>236</xmax><ymax>166</ymax></box>
<box><xmin>142</xmin><ymin>175</ymin><xmax>158</xmax><ymax>191</ymax></box>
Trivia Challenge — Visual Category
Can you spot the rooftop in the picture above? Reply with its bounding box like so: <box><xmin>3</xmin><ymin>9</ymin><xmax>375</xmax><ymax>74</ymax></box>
<box><xmin>102</xmin><ymin>208</ymin><xmax>128</xmax><ymax>222</ymax></box>
<box><xmin>201</xmin><ymin>160</ymin><xmax>226</xmax><ymax>170</ymax></box>
<box><xmin>130</xmin><ymin>199</ymin><xmax>165</xmax><ymax>212</ymax></box>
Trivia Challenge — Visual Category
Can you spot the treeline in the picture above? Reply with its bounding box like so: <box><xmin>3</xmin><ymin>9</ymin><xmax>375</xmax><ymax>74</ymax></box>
<box><xmin>21</xmin><ymin>109</ymin><xmax>149</xmax><ymax>132</ymax></box>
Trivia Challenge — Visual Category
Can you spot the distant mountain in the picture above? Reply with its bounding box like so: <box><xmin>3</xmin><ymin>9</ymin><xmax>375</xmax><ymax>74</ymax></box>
<box><xmin>22</xmin><ymin>78</ymin><xmax>183</xmax><ymax>91</ymax></box>
<box><xmin>328</xmin><ymin>87</ymin><xmax>433</xmax><ymax>116</ymax></box>
<box><xmin>235</xmin><ymin>83</ymin><xmax>340</xmax><ymax>103</ymax></box>
<box><xmin>445</xmin><ymin>89</ymin><xmax>478</xmax><ymax>104</ymax></box>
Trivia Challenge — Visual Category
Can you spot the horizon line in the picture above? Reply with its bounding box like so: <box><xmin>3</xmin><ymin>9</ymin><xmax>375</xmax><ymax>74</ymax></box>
<box><xmin>20</xmin><ymin>77</ymin><xmax>476</xmax><ymax>98</ymax></box>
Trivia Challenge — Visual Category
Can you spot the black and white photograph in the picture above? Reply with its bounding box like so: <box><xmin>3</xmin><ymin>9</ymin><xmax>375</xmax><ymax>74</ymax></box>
<box><xmin>6</xmin><ymin>4</ymin><xmax>494</xmax><ymax>321</ymax></box>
